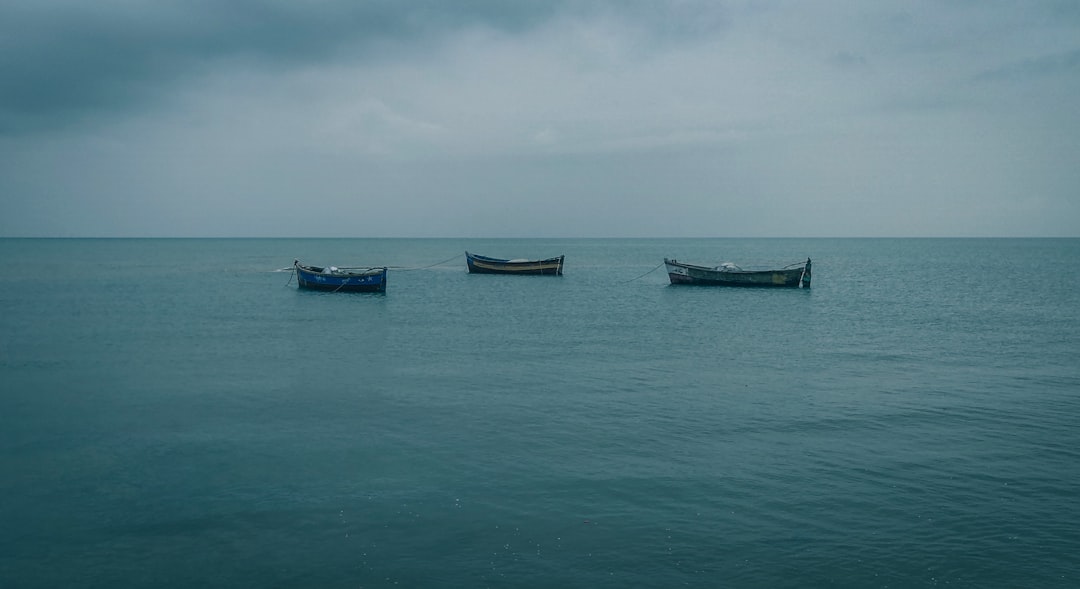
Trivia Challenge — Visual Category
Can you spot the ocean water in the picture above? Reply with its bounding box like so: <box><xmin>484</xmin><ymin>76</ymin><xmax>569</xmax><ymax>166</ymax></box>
<box><xmin>1</xmin><ymin>237</ymin><xmax>1078</xmax><ymax>588</ymax></box>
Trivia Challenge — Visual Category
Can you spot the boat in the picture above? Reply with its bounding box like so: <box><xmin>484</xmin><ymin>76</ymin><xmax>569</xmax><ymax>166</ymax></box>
<box><xmin>664</xmin><ymin>257</ymin><xmax>811</xmax><ymax>288</ymax></box>
<box><xmin>293</xmin><ymin>260</ymin><xmax>387</xmax><ymax>292</ymax></box>
<box><xmin>465</xmin><ymin>251</ymin><xmax>564</xmax><ymax>275</ymax></box>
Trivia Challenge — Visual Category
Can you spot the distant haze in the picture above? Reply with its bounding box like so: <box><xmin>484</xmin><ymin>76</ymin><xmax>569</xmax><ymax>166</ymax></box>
<box><xmin>1</xmin><ymin>1</ymin><xmax>1078</xmax><ymax>237</ymax></box>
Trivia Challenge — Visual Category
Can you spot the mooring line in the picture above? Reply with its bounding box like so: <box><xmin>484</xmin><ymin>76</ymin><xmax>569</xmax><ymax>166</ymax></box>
<box><xmin>621</xmin><ymin>262</ymin><xmax>665</xmax><ymax>284</ymax></box>
<box><xmin>394</xmin><ymin>253</ymin><xmax>464</xmax><ymax>271</ymax></box>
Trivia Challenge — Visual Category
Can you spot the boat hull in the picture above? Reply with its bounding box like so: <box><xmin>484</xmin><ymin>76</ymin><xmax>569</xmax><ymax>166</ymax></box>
<box><xmin>664</xmin><ymin>258</ymin><xmax>811</xmax><ymax>288</ymax></box>
<box><xmin>294</xmin><ymin>263</ymin><xmax>387</xmax><ymax>293</ymax></box>
<box><xmin>466</xmin><ymin>252</ymin><xmax>564</xmax><ymax>275</ymax></box>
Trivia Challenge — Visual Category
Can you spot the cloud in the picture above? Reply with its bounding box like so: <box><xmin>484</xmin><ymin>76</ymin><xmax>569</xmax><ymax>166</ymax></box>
<box><xmin>975</xmin><ymin>48</ymin><xmax>1080</xmax><ymax>82</ymax></box>
<box><xmin>0</xmin><ymin>0</ymin><xmax>557</xmax><ymax>133</ymax></box>
<box><xmin>1</xmin><ymin>1</ymin><xmax>1078</xmax><ymax>237</ymax></box>
<box><xmin>0</xmin><ymin>0</ymin><xmax>733</xmax><ymax>135</ymax></box>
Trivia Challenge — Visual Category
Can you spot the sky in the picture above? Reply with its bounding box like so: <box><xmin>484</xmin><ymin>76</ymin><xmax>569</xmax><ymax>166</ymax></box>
<box><xmin>1</xmin><ymin>0</ymin><xmax>1078</xmax><ymax>238</ymax></box>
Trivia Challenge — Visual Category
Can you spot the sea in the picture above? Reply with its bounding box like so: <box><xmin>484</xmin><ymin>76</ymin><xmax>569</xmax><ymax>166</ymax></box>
<box><xmin>1</xmin><ymin>237</ymin><xmax>1078</xmax><ymax>588</ymax></box>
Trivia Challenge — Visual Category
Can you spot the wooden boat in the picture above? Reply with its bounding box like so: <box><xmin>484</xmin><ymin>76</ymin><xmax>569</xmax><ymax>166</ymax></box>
<box><xmin>664</xmin><ymin>257</ymin><xmax>811</xmax><ymax>288</ymax></box>
<box><xmin>465</xmin><ymin>251</ymin><xmax>564</xmax><ymax>275</ymax></box>
<box><xmin>293</xmin><ymin>260</ymin><xmax>387</xmax><ymax>292</ymax></box>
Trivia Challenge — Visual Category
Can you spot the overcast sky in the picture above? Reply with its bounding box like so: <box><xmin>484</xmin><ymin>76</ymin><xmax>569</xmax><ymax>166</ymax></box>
<box><xmin>1</xmin><ymin>1</ymin><xmax>1077</xmax><ymax>237</ymax></box>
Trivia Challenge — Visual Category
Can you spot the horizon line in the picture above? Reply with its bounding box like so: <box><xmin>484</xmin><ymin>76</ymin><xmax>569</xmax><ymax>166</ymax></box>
<box><xmin>0</xmin><ymin>235</ymin><xmax>1077</xmax><ymax>240</ymax></box>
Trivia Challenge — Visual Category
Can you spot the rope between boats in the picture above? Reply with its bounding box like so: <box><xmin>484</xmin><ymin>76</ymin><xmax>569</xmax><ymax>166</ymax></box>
<box><xmin>393</xmin><ymin>253</ymin><xmax>464</xmax><ymax>271</ymax></box>
<box><xmin>621</xmin><ymin>262</ymin><xmax>665</xmax><ymax>284</ymax></box>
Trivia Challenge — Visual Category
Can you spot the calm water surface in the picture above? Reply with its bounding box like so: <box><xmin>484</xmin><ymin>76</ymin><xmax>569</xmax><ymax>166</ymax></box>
<box><xmin>1</xmin><ymin>238</ymin><xmax>1078</xmax><ymax>588</ymax></box>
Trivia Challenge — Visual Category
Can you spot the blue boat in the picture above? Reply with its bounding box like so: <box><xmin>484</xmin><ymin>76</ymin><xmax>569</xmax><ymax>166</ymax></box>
<box><xmin>293</xmin><ymin>260</ymin><xmax>387</xmax><ymax>293</ymax></box>
<box><xmin>465</xmin><ymin>251</ymin><xmax>564</xmax><ymax>275</ymax></box>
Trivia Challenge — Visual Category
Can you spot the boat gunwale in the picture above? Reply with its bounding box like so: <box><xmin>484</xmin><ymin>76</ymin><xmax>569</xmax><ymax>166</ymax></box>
<box><xmin>466</xmin><ymin>252</ymin><xmax>564</xmax><ymax>265</ymax></box>
<box><xmin>663</xmin><ymin>258</ymin><xmax>803</xmax><ymax>276</ymax></box>
<box><xmin>294</xmin><ymin>262</ymin><xmax>387</xmax><ymax>278</ymax></box>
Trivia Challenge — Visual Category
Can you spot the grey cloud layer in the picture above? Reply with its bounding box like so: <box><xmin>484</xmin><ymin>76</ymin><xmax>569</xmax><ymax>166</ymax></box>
<box><xmin>1</xmin><ymin>1</ymin><xmax>1077</xmax><ymax>237</ymax></box>
<box><xmin>4</xmin><ymin>1</ymin><xmax>1074</xmax><ymax>133</ymax></box>
<box><xmin>0</xmin><ymin>0</ymin><xmax>728</xmax><ymax>134</ymax></box>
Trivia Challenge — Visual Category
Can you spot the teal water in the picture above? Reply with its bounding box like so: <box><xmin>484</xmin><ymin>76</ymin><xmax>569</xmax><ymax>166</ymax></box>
<box><xmin>1</xmin><ymin>238</ymin><xmax>1078</xmax><ymax>588</ymax></box>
